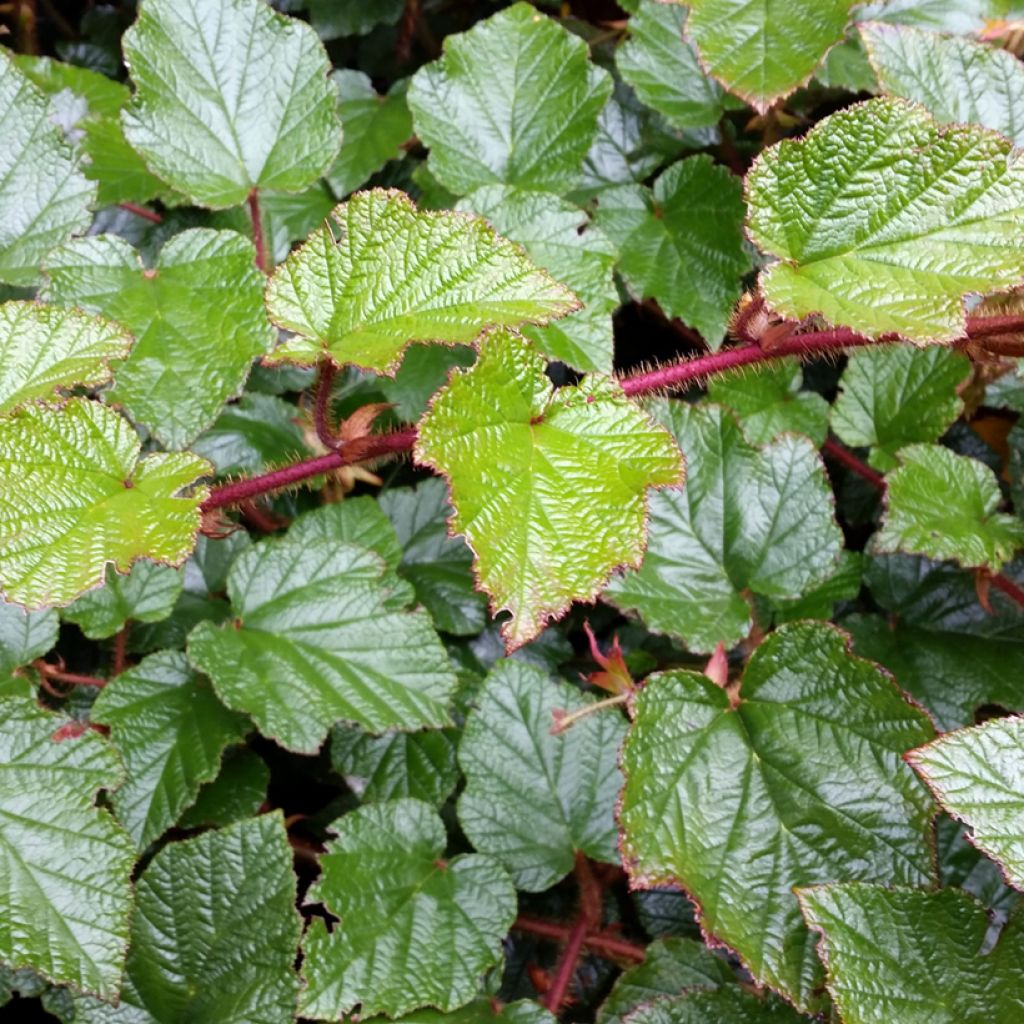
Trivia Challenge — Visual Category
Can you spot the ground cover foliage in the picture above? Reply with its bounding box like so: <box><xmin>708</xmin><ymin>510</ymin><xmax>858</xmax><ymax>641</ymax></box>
<box><xmin>2</xmin><ymin>0</ymin><xmax>1024</xmax><ymax>1021</ymax></box>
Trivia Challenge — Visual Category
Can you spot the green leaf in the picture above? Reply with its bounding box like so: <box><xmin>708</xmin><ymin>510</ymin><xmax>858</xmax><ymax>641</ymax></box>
<box><xmin>379</xmin><ymin>477</ymin><xmax>488</xmax><ymax>636</ymax></box>
<box><xmin>44</xmin><ymin>230</ymin><xmax>275</xmax><ymax>449</ymax></box>
<box><xmin>597</xmin><ymin>938</ymin><xmax>733</xmax><ymax>1024</ymax></box>
<box><xmin>265</xmin><ymin>189</ymin><xmax>579</xmax><ymax>373</ymax></box>
<box><xmin>617</xmin><ymin>1</ymin><xmax>726</xmax><ymax>130</ymax></box>
<box><xmin>91</xmin><ymin>650</ymin><xmax>249</xmax><ymax>848</ymax></box>
<box><xmin>178</xmin><ymin>747</ymin><xmax>268</xmax><ymax>830</ymax></box>
<box><xmin>908</xmin><ymin>716</ymin><xmax>1024</xmax><ymax>891</ymax></box>
<box><xmin>414</xmin><ymin>330</ymin><xmax>683</xmax><ymax>649</ymax></box>
<box><xmin>875</xmin><ymin>443</ymin><xmax>1024</xmax><ymax>571</ymax></box>
<box><xmin>301</xmin><ymin>799</ymin><xmax>516</xmax><ymax>1019</ymax></box>
<box><xmin>407</xmin><ymin>3</ymin><xmax>613</xmax><ymax>196</ymax></box>
<box><xmin>0</xmin><ymin>600</ymin><xmax>57</xmax><ymax>676</ymax></box>
<box><xmin>937</xmin><ymin>814</ymin><xmax>1020</xmax><ymax>928</ymax></box>
<box><xmin>457</xmin><ymin>660</ymin><xmax>625</xmax><ymax>891</ymax></box>
<box><xmin>606</xmin><ymin>403</ymin><xmax>841</xmax><ymax>654</ymax></box>
<box><xmin>287</xmin><ymin>497</ymin><xmax>404</xmax><ymax>571</ymax></box>
<box><xmin>458</xmin><ymin>186</ymin><xmax>618</xmax><ymax>373</ymax></box>
<box><xmin>0</xmin><ymin>52</ymin><xmax>95</xmax><ymax>286</ymax></box>
<box><xmin>187</xmin><ymin>529</ymin><xmax>457</xmax><ymax>753</ymax></box>
<box><xmin>0</xmin><ymin>699</ymin><xmax>133</xmax><ymax>999</ymax></box>
<box><xmin>391</xmin><ymin>999</ymin><xmax>556</xmax><ymax>1024</ymax></box>
<box><xmin>768</xmin><ymin>549</ymin><xmax>864</xmax><ymax>625</ymax></box>
<box><xmin>747</xmin><ymin>98</ymin><xmax>1024</xmax><ymax>343</ymax></box>
<box><xmin>683</xmin><ymin>0</ymin><xmax>856</xmax><ymax>111</ymax></box>
<box><xmin>619</xmin><ymin>622</ymin><xmax>936</xmax><ymax>1010</ymax></box>
<box><xmin>380</xmin><ymin>343</ymin><xmax>477</xmax><ymax>423</ymax></box>
<box><xmin>861</xmin><ymin>21</ymin><xmax>1024</xmax><ymax>145</ymax></box>
<box><xmin>0</xmin><ymin>301</ymin><xmax>133</xmax><ymax>417</ymax></box>
<box><xmin>63</xmin><ymin>562</ymin><xmax>182</xmax><ymax>639</ymax></box>
<box><xmin>308</xmin><ymin>0</ymin><xmax>405</xmax><ymax>40</ymax></box>
<box><xmin>12</xmin><ymin>54</ymin><xmax>126</xmax><ymax>120</ymax></box>
<box><xmin>623</xmin><ymin>988</ymin><xmax>810</xmax><ymax>1024</ymax></box>
<box><xmin>830</xmin><ymin>345</ymin><xmax>971</xmax><ymax>471</ymax></box>
<box><xmin>0</xmin><ymin>398</ymin><xmax>209</xmax><ymax>609</ymax></box>
<box><xmin>593</xmin><ymin>156</ymin><xmax>750</xmax><ymax>343</ymax></box>
<box><xmin>797</xmin><ymin>885</ymin><xmax>1024</xmax><ymax>1024</ymax></box>
<box><xmin>707</xmin><ymin>359</ymin><xmax>829</xmax><ymax>446</ymax></box>
<box><xmin>330</xmin><ymin>723</ymin><xmax>459</xmax><ymax>807</ymax></box>
<box><xmin>328</xmin><ymin>71</ymin><xmax>412</xmax><ymax>199</ymax></box>
<box><xmin>121</xmin><ymin>0</ymin><xmax>341</xmax><ymax>209</ymax></box>
<box><xmin>75</xmin><ymin>814</ymin><xmax>301</xmax><ymax>1023</ymax></box>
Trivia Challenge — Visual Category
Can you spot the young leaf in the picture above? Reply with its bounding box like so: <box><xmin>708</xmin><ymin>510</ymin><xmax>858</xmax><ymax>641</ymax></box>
<box><xmin>861</xmin><ymin>21</ymin><xmax>1024</xmax><ymax>144</ymax></box>
<box><xmin>797</xmin><ymin>885</ymin><xmax>1024</xmax><ymax>1024</ymax></box>
<box><xmin>0</xmin><ymin>399</ymin><xmax>209</xmax><ymax>609</ymax></box>
<box><xmin>457</xmin><ymin>660</ymin><xmax>626</xmax><ymax>891</ymax></box>
<box><xmin>74</xmin><ymin>814</ymin><xmax>301</xmax><ymax>1023</ymax></box>
<box><xmin>407</xmin><ymin>3</ymin><xmax>613</xmax><ymax>196</ymax></box>
<box><xmin>908</xmin><ymin>716</ymin><xmax>1024</xmax><ymax>891</ymax></box>
<box><xmin>593</xmin><ymin>156</ymin><xmax>750</xmax><ymax>344</ymax></box>
<box><xmin>747</xmin><ymin>98</ymin><xmax>1024</xmax><ymax>343</ymax></box>
<box><xmin>187</xmin><ymin>531</ymin><xmax>457</xmax><ymax>753</ymax></box>
<box><xmin>414</xmin><ymin>330</ymin><xmax>683</xmax><ymax>650</ymax></box>
<box><xmin>0</xmin><ymin>301</ymin><xmax>133</xmax><ymax>416</ymax></box>
<box><xmin>458</xmin><ymin>186</ymin><xmax>618</xmax><ymax>373</ymax></box>
<box><xmin>178</xmin><ymin>747</ymin><xmax>268</xmax><ymax>830</ymax></box>
<box><xmin>91</xmin><ymin>650</ymin><xmax>249</xmax><ymax>848</ymax></box>
<box><xmin>62</xmin><ymin>562</ymin><xmax>183</xmax><ymax>639</ymax></box>
<box><xmin>623</xmin><ymin>988</ymin><xmax>810</xmax><ymax>1024</ymax></box>
<box><xmin>875</xmin><ymin>444</ymin><xmax>1024</xmax><ymax>571</ymax></box>
<box><xmin>830</xmin><ymin>345</ymin><xmax>971</xmax><ymax>471</ymax></box>
<box><xmin>0</xmin><ymin>600</ymin><xmax>57</xmax><ymax>676</ymax></box>
<box><xmin>683</xmin><ymin>0</ymin><xmax>856</xmax><ymax>112</ymax></box>
<box><xmin>616</xmin><ymin>1</ymin><xmax>726</xmax><ymax>130</ymax></box>
<box><xmin>121</xmin><ymin>0</ymin><xmax>341</xmax><ymax>208</ymax></box>
<box><xmin>379</xmin><ymin>478</ymin><xmax>488</xmax><ymax>636</ymax></box>
<box><xmin>606</xmin><ymin>403</ymin><xmax>841</xmax><ymax>654</ymax></box>
<box><xmin>44</xmin><ymin>230</ymin><xmax>275</xmax><ymax>449</ymax></box>
<box><xmin>265</xmin><ymin>190</ymin><xmax>578</xmax><ymax>373</ymax></box>
<box><xmin>327</xmin><ymin>71</ymin><xmax>412</xmax><ymax>199</ymax></box>
<box><xmin>301</xmin><ymin>798</ymin><xmax>516</xmax><ymax>1019</ymax></box>
<box><xmin>0</xmin><ymin>699</ymin><xmax>133</xmax><ymax>999</ymax></box>
<box><xmin>707</xmin><ymin>359</ymin><xmax>829</xmax><ymax>446</ymax></box>
<box><xmin>0</xmin><ymin>52</ymin><xmax>95</xmax><ymax>286</ymax></box>
<box><xmin>619</xmin><ymin>622</ymin><xmax>936</xmax><ymax>1010</ymax></box>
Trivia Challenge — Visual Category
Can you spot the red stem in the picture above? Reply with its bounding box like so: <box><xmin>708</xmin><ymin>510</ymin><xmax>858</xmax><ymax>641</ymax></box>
<box><xmin>314</xmin><ymin>359</ymin><xmax>340</xmax><ymax>450</ymax></box>
<box><xmin>544</xmin><ymin>856</ymin><xmax>603</xmax><ymax>1013</ymax></box>
<box><xmin>111</xmin><ymin>626</ymin><xmax>129</xmax><ymax>676</ymax></box>
<box><xmin>248</xmin><ymin>189</ymin><xmax>268</xmax><ymax>273</ymax></box>
<box><xmin>34</xmin><ymin>661</ymin><xmax>106</xmax><ymax>688</ymax></box>
<box><xmin>118</xmin><ymin>202</ymin><xmax>162</xmax><ymax>224</ymax></box>
<box><xmin>513</xmin><ymin>916</ymin><xmax>646</xmax><ymax>964</ymax></box>
<box><xmin>822</xmin><ymin>438</ymin><xmax>885</xmax><ymax>490</ymax></box>
<box><xmin>992</xmin><ymin>573</ymin><xmax>1024</xmax><ymax>612</ymax></box>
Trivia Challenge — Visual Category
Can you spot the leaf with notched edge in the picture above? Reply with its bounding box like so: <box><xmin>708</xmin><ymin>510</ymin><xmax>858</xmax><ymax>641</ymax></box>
<box><xmin>414</xmin><ymin>330</ymin><xmax>683</xmax><ymax>650</ymax></box>
<box><xmin>265</xmin><ymin>190</ymin><xmax>578</xmax><ymax>374</ymax></box>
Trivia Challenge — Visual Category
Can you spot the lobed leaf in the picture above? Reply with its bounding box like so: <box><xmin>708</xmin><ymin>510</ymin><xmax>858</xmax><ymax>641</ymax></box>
<box><xmin>414</xmin><ymin>330</ymin><xmax>683</xmax><ymax>650</ymax></box>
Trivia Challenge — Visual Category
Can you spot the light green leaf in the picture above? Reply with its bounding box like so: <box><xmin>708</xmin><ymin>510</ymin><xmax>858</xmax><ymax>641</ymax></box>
<box><xmin>619</xmin><ymin>622</ymin><xmax>936</xmax><ymax>1010</ymax></box>
<box><xmin>606</xmin><ymin>403</ymin><xmax>842</xmax><ymax>654</ymax></box>
<box><xmin>121</xmin><ymin>0</ymin><xmax>341</xmax><ymax>208</ymax></box>
<box><xmin>0</xmin><ymin>398</ymin><xmax>209</xmax><ymax>609</ymax></box>
<box><xmin>407</xmin><ymin>3</ymin><xmax>613</xmax><ymax>196</ymax></box>
<box><xmin>74</xmin><ymin>814</ymin><xmax>301</xmax><ymax>1023</ymax></box>
<box><xmin>908</xmin><ymin>716</ymin><xmax>1024</xmax><ymax>891</ymax></box>
<box><xmin>0</xmin><ymin>52</ymin><xmax>95</xmax><ymax>287</ymax></box>
<box><xmin>797</xmin><ymin>885</ymin><xmax>1024</xmax><ymax>1024</ymax></box>
<box><xmin>617</xmin><ymin>1</ymin><xmax>726</xmax><ymax>130</ymax></box>
<box><xmin>861</xmin><ymin>21</ymin><xmax>1024</xmax><ymax>145</ymax></box>
<box><xmin>0</xmin><ymin>600</ymin><xmax>57</xmax><ymax>676</ymax></box>
<box><xmin>63</xmin><ymin>562</ymin><xmax>183</xmax><ymax>639</ymax></box>
<box><xmin>593</xmin><ymin>156</ymin><xmax>749</xmax><ymax>344</ymax></box>
<box><xmin>0</xmin><ymin>699</ymin><xmax>133</xmax><ymax>999</ymax></box>
<box><xmin>187</xmin><ymin>530</ymin><xmax>457</xmax><ymax>753</ymax></box>
<box><xmin>707</xmin><ymin>358</ymin><xmax>829</xmax><ymax>446</ymax></box>
<box><xmin>458</xmin><ymin>660</ymin><xmax>625</xmax><ymax>891</ymax></box>
<box><xmin>748</xmin><ymin>98</ymin><xmax>1024</xmax><ymax>343</ymax></box>
<box><xmin>414</xmin><ymin>330</ymin><xmax>683</xmax><ymax>650</ymax></box>
<box><xmin>328</xmin><ymin>71</ymin><xmax>412</xmax><ymax>198</ymax></box>
<box><xmin>330</xmin><ymin>723</ymin><xmax>459</xmax><ymax>807</ymax></box>
<box><xmin>379</xmin><ymin>478</ymin><xmax>487</xmax><ymax>636</ymax></box>
<box><xmin>0</xmin><ymin>301</ymin><xmax>132</xmax><ymax>418</ymax></box>
<box><xmin>683</xmin><ymin>0</ymin><xmax>856</xmax><ymax>111</ymax></box>
<box><xmin>301</xmin><ymin>799</ymin><xmax>516</xmax><ymax>1019</ymax></box>
<box><xmin>831</xmin><ymin>345</ymin><xmax>971</xmax><ymax>471</ymax></box>
<box><xmin>458</xmin><ymin>186</ymin><xmax>618</xmax><ymax>373</ymax></box>
<box><xmin>265</xmin><ymin>189</ymin><xmax>579</xmax><ymax>373</ymax></box>
<box><xmin>178</xmin><ymin>747</ymin><xmax>268</xmax><ymax>830</ymax></box>
<box><xmin>44</xmin><ymin>230</ymin><xmax>274</xmax><ymax>449</ymax></box>
<box><xmin>875</xmin><ymin>443</ymin><xmax>1024</xmax><ymax>571</ymax></box>
<box><xmin>92</xmin><ymin>650</ymin><xmax>249</xmax><ymax>848</ymax></box>
<box><xmin>623</xmin><ymin>988</ymin><xmax>810</xmax><ymax>1024</ymax></box>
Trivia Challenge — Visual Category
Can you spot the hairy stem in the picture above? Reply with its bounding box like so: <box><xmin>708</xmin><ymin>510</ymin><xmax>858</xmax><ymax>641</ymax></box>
<box><xmin>314</xmin><ymin>359</ymin><xmax>340</xmax><ymax>450</ymax></box>
<box><xmin>992</xmin><ymin>572</ymin><xmax>1024</xmax><ymax>612</ymax></box>
<box><xmin>248</xmin><ymin>189</ymin><xmax>268</xmax><ymax>274</ymax></box>
<box><xmin>111</xmin><ymin>626</ymin><xmax>129</xmax><ymax>677</ymax></box>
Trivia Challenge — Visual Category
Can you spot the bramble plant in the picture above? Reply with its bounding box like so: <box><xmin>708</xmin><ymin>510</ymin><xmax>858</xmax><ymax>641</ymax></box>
<box><xmin>3</xmin><ymin>0</ymin><xmax>1024</xmax><ymax>1021</ymax></box>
